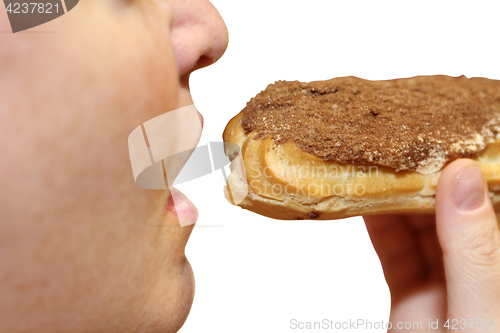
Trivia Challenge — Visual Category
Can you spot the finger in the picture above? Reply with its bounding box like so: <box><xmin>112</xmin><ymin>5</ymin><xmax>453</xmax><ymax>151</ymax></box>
<box><xmin>365</xmin><ymin>215</ymin><xmax>441</xmax><ymax>283</ymax></box>
<box><xmin>406</xmin><ymin>215</ymin><xmax>444</xmax><ymax>280</ymax></box>
<box><xmin>435</xmin><ymin>158</ymin><xmax>500</xmax><ymax>320</ymax></box>
<box><xmin>364</xmin><ymin>215</ymin><xmax>427</xmax><ymax>298</ymax></box>
<box><xmin>365</xmin><ymin>214</ymin><xmax>447</xmax><ymax>327</ymax></box>
<box><xmin>364</xmin><ymin>214</ymin><xmax>415</xmax><ymax>261</ymax></box>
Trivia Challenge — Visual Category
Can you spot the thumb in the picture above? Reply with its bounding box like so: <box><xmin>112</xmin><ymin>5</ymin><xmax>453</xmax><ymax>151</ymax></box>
<box><xmin>435</xmin><ymin>158</ymin><xmax>500</xmax><ymax>322</ymax></box>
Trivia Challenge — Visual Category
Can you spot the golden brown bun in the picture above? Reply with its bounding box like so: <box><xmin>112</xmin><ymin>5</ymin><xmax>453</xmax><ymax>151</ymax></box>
<box><xmin>223</xmin><ymin>111</ymin><xmax>500</xmax><ymax>220</ymax></box>
<box><xmin>222</xmin><ymin>76</ymin><xmax>500</xmax><ymax>220</ymax></box>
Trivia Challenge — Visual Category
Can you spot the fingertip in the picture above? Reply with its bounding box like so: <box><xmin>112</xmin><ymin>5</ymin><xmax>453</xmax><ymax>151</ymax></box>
<box><xmin>434</xmin><ymin>159</ymin><xmax>500</xmax><ymax>317</ymax></box>
<box><xmin>435</xmin><ymin>158</ymin><xmax>480</xmax><ymax>208</ymax></box>
<box><xmin>435</xmin><ymin>158</ymin><xmax>498</xmax><ymax>252</ymax></box>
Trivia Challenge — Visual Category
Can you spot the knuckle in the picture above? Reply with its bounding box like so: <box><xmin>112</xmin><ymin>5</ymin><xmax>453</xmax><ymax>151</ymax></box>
<box><xmin>463</xmin><ymin>225</ymin><xmax>500</xmax><ymax>268</ymax></box>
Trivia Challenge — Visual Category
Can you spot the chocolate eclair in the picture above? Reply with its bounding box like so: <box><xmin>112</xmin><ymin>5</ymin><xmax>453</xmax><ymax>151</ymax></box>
<box><xmin>223</xmin><ymin>75</ymin><xmax>500</xmax><ymax>220</ymax></box>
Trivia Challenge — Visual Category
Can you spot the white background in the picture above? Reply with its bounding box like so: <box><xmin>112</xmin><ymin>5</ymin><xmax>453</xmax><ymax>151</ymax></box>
<box><xmin>180</xmin><ymin>1</ymin><xmax>500</xmax><ymax>332</ymax></box>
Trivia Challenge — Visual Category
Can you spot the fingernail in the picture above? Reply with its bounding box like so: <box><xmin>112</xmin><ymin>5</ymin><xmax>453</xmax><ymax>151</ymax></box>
<box><xmin>452</xmin><ymin>165</ymin><xmax>485</xmax><ymax>211</ymax></box>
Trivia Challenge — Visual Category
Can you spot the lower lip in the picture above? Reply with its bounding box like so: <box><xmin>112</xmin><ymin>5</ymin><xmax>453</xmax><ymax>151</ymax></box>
<box><xmin>165</xmin><ymin>187</ymin><xmax>198</xmax><ymax>227</ymax></box>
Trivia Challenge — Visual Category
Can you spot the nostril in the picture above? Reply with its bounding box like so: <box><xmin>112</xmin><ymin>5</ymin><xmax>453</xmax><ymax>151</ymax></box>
<box><xmin>198</xmin><ymin>55</ymin><xmax>212</xmax><ymax>68</ymax></box>
<box><xmin>191</xmin><ymin>55</ymin><xmax>214</xmax><ymax>73</ymax></box>
<box><xmin>177</xmin><ymin>54</ymin><xmax>214</xmax><ymax>78</ymax></box>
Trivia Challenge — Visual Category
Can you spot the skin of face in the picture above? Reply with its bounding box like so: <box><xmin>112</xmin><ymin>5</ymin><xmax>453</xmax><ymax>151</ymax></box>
<box><xmin>0</xmin><ymin>0</ymin><xmax>228</xmax><ymax>332</ymax></box>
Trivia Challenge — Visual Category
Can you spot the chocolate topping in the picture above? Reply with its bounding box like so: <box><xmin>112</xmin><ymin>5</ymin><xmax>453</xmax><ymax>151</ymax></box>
<box><xmin>242</xmin><ymin>76</ymin><xmax>500</xmax><ymax>171</ymax></box>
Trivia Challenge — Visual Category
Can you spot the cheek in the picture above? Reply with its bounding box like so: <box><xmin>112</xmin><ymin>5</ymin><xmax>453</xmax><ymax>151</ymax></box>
<box><xmin>96</xmin><ymin>22</ymin><xmax>180</xmax><ymax>132</ymax></box>
<box><xmin>66</xmin><ymin>0</ymin><xmax>180</xmax><ymax>131</ymax></box>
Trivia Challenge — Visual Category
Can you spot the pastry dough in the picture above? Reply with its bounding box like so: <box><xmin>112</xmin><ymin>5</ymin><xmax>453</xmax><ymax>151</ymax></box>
<box><xmin>223</xmin><ymin>76</ymin><xmax>500</xmax><ymax>220</ymax></box>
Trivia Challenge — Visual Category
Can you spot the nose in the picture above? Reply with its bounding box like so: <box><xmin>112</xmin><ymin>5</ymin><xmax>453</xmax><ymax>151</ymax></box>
<box><xmin>170</xmin><ymin>0</ymin><xmax>229</xmax><ymax>77</ymax></box>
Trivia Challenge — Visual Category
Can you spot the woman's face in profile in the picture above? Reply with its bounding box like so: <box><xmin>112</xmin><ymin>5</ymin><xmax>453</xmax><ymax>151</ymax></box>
<box><xmin>0</xmin><ymin>0</ymin><xmax>228</xmax><ymax>332</ymax></box>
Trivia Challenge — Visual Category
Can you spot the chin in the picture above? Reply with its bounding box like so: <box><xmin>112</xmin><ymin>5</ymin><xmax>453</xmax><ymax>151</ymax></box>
<box><xmin>181</xmin><ymin>258</ymin><xmax>196</xmax><ymax>317</ymax></box>
<box><xmin>170</xmin><ymin>258</ymin><xmax>196</xmax><ymax>332</ymax></box>
<box><xmin>140</xmin><ymin>258</ymin><xmax>195</xmax><ymax>333</ymax></box>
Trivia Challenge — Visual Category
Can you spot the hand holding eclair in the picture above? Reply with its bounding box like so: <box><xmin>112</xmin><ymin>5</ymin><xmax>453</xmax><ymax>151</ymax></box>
<box><xmin>364</xmin><ymin>159</ymin><xmax>500</xmax><ymax>332</ymax></box>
